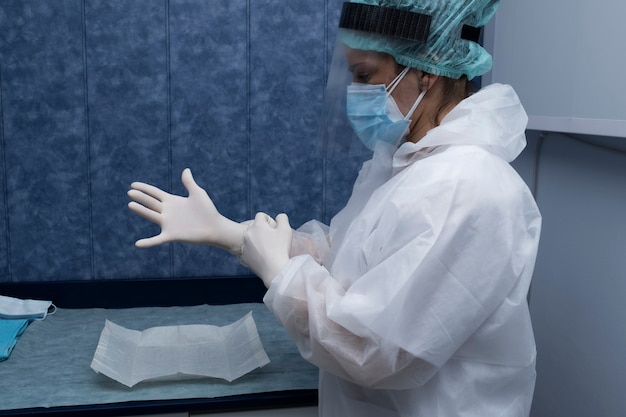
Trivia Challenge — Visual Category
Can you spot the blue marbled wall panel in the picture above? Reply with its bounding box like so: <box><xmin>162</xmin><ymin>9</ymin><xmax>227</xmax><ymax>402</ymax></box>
<box><xmin>248</xmin><ymin>0</ymin><xmax>327</xmax><ymax>228</ymax></box>
<box><xmin>0</xmin><ymin>67</ymin><xmax>7</xmax><ymax>281</ymax></box>
<box><xmin>0</xmin><ymin>0</ymin><xmax>91</xmax><ymax>281</ymax></box>
<box><xmin>85</xmin><ymin>0</ymin><xmax>171</xmax><ymax>279</ymax></box>
<box><xmin>0</xmin><ymin>0</ymin><xmax>357</xmax><ymax>282</ymax></box>
<box><xmin>168</xmin><ymin>0</ymin><xmax>249</xmax><ymax>277</ymax></box>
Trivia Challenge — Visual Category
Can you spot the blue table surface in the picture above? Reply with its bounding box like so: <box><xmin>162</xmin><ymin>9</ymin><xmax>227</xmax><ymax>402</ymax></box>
<box><xmin>0</xmin><ymin>303</ymin><xmax>318</xmax><ymax>414</ymax></box>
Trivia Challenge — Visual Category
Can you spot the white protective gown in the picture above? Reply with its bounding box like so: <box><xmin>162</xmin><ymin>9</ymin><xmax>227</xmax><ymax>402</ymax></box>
<box><xmin>264</xmin><ymin>83</ymin><xmax>541</xmax><ymax>417</ymax></box>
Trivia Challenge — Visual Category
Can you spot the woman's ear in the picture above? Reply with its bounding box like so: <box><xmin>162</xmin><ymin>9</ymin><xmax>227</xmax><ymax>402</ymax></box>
<box><xmin>418</xmin><ymin>72</ymin><xmax>439</xmax><ymax>92</ymax></box>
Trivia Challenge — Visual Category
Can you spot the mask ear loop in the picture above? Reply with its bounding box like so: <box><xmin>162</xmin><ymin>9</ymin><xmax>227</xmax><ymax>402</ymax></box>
<box><xmin>403</xmin><ymin>90</ymin><xmax>427</xmax><ymax>120</ymax></box>
<box><xmin>386</xmin><ymin>66</ymin><xmax>410</xmax><ymax>94</ymax></box>
<box><xmin>386</xmin><ymin>66</ymin><xmax>425</xmax><ymax>120</ymax></box>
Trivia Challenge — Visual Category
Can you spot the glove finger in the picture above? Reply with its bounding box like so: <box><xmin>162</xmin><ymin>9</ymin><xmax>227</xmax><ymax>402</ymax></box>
<box><xmin>127</xmin><ymin>189</ymin><xmax>163</xmax><ymax>213</ymax></box>
<box><xmin>181</xmin><ymin>168</ymin><xmax>206</xmax><ymax>196</ymax></box>
<box><xmin>275</xmin><ymin>213</ymin><xmax>290</xmax><ymax>230</ymax></box>
<box><xmin>254</xmin><ymin>212</ymin><xmax>277</xmax><ymax>228</ymax></box>
<box><xmin>253</xmin><ymin>211</ymin><xmax>267</xmax><ymax>224</ymax></box>
<box><xmin>135</xmin><ymin>234</ymin><xmax>166</xmax><ymax>248</ymax></box>
<box><xmin>128</xmin><ymin>201</ymin><xmax>162</xmax><ymax>224</ymax></box>
<box><xmin>130</xmin><ymin>181</ymin><xmax>169</xmax><ymax>201</ymax></box>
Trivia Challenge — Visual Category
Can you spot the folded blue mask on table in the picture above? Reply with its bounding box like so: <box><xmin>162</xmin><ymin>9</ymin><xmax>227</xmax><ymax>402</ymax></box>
<box><xmin>0</xmin><ymin>295</ymin><xmax>54</xmax><ymax>361</ymax></box>
<box><xmin>0</xmin><ymin>319</ymin><xmax>29</xmax><ymax>361</ymax></box>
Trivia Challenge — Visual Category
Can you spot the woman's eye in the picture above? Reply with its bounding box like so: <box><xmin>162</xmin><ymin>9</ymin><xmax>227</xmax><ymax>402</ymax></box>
<box><xmin>354</xmin><ymin>73</ymin><xmax>370</xmax><ymax>83</ymax></box>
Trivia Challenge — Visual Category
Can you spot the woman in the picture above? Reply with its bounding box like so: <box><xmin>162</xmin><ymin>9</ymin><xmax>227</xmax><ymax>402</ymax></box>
<box><xmin>128</xmin><ymin>1</ymin><xmax>541</xmax><ymax>415</ymax></box>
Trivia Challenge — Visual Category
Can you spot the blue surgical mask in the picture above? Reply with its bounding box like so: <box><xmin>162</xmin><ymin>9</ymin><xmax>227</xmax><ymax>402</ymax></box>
<box><xmin>346</xmin><ymin>67</ymin><xmax>426</xmax><ymax>151</ymax></box>
<box><xmin>0</xmin><ymin>319</ymin><xmax>29</xmax><ymax>361</ymax></box>
<box><xmin>0</xmin><ymin>295</ymin><xmax>55</xmax><ymax>362</ymax></box>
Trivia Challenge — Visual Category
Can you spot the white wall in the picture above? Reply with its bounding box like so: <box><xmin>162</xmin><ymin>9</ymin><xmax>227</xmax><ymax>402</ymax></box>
<box><xmin>483</xmin><ymin>0</ymin><xmax>626</xmax><ymax>137</ymax></box>
<box><xmin>513</xmin><ymin>130</ymin><xmax>626</xmax><ymax>417</ymax></box>
<box><xmin>485</xmin><ymin>2</ymin><xmax>626</xmax><ymax>411</ymax></box>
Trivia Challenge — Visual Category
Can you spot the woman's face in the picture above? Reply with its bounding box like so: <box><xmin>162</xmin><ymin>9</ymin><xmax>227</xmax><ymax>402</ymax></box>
<box><xmin>346</xmin><ymin>48</ymin><xmax>399</xmax><ymax>85</ymax></box>
<box><xmin>346</xmin><ymin>48</ymin><xmax>422</xmax><ymax>117</ymax></box>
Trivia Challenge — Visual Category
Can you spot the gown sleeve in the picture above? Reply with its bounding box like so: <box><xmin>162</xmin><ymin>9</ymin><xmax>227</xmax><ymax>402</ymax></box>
<box><xmin>289</xmin><ymin>220</ymin><xmax>331</xmax><ymax>264</ymax></box>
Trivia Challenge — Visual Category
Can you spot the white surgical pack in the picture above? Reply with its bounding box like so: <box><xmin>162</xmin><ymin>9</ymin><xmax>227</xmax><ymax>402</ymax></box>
<box><xmin>90</xmin><ymin>311</ymin><xmax>270</xmax><ymax>387</ymax></box>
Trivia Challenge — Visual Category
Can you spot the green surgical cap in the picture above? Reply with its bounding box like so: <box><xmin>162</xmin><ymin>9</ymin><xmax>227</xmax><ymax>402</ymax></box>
<box><xmin>339</xmin><ymin>0</ymin><xmax>501</xmax><ymax>80</ymax></box>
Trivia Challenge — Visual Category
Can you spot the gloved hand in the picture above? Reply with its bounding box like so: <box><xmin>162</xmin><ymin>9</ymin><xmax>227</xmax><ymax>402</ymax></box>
<box><xmin>241</xmin><ymin>212</ymin><xmax>293</xmax><ymax>288</ymax></box>
<box><xmin>127</xmin><ymin>168</ymin><xmax>247</xmax><ymax>254</ymax></box>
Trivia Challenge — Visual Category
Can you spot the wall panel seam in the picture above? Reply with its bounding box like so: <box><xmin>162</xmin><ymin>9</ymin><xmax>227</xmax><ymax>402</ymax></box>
<box><xmin>321</xmin><ymin>0</ymin><xmax>329</xmax><ymax>223</ymax></box>
<box><xmin>81</xmin><ymin>0</ymin><xmax>95</xmax><ymax>280</ymax></box>
<box><xmin>165</xmin><ymin>0</ymin><xmax>174</xmax><ymax>276</ymax></box>
<box><xmin>0</xmin><ymin>64</ymin><xmax>13</xmax><ymax>281</ymax></box>
<box><xmin>246</xmin><ymin>0</ymin><xmax>252</xmax><ymax>219</ymax></box>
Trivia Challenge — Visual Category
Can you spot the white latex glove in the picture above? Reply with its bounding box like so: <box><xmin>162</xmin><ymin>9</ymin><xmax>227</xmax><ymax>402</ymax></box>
<box><xmin>242</xmin><ymin>212</ymin><xmax>293</xmax><ymax>287</ymax></box>
<box><xmin>127</xmin><ymin>168</ymin><xmax>247</xmax><ymax>254</ymax></box>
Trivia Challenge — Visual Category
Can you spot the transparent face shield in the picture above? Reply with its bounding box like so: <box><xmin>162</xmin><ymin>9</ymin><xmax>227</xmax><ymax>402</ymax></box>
<box><xmin>317</xmin><ymin>32</ymin><xmax>427</xmax><ymax>159</ymax></box>
<box><xmin>317</xmin><ymin>35</ymin><xmax>369</xmax><ymax>159</ymax></box>
<box><xmin>317</xmin><ymin>35</ymin><xmax>396</xmax><ymax>222</ymax></box>
<box><xmin>316</xmin><ymin>4</ymin><xmax>435</xmax><ymax>220</ymax></box>
<box><xmin>317</xmin><ymin>3</ymin><xmax>434</xmax><ymax>159</ymax></box>
<box><xmin>317</xmin><ymin>33</ymin><xmax>428</xmax><ymax>221</ymax></box>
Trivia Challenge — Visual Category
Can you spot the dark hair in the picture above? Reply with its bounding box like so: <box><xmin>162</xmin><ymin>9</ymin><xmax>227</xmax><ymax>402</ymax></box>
<box><xmin>433</xmin><ymin>75</ymin><xmax>474</xmax><ymax>126</ymax></box>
